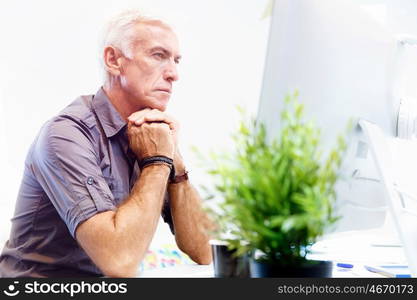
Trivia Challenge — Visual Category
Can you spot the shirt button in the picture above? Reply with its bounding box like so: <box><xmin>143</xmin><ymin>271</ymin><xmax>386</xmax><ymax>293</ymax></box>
<box><xmin>87</xmin><ymin>177</ymin><xmax>94</xmax><ymax>185</ymax></box>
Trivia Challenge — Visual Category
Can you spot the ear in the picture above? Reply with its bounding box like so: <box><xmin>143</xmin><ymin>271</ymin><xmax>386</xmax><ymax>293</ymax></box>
<box><xmin>103</xmin><ymin>46</ymin><xmax>124</xmax><ymax>76</ymax></box>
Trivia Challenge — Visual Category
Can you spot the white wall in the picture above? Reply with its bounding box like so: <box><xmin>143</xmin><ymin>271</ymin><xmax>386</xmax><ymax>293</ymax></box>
<box><xmin>0</xmin><ymin>0</ymin><xmax>270</xmax><ymax>246</ymax></box>
<box><xmin>386</xmin><ymin>0</ymin><xmax>417</xmax><ymax>100</ymax></box>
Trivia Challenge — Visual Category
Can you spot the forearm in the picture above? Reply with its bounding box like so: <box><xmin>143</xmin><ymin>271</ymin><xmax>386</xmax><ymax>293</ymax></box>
<box><xmin>77</xmin><ymin>164</ymin><xmax>170</xmax><ymax>277</ymax></box>
<box><xmin>168</xmin><ymin>180</ymin><xmax>213</xmax><ymax>265</ymax></box>
<box><xmin>112</xmin><ymin>164</ymin><xmax>170</xmax><ymax>261</ymax></box>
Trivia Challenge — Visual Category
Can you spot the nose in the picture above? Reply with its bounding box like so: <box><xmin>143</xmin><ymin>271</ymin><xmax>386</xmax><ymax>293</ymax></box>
<box><xmin>163</xmin><ymin>59</ymin><xmax>179</xmax><ymax>83</ymax></box>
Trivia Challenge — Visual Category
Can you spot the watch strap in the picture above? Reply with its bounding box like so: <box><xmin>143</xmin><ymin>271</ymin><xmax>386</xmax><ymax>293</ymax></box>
<box><xmin>170</xmin><ymin>171</ymin><xmax>189</xmax><ymax>184</ymax></box>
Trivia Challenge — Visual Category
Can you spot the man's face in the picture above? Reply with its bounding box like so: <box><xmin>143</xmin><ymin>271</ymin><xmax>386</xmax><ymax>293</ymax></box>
<box><xmin>120</xmin><ymin>23</ymin><xmax>181</xmax><ymax>111</ymax></box>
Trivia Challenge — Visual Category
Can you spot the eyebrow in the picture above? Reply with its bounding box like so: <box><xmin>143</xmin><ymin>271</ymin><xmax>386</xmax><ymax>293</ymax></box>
<box><xmin>149</xmin><ymin>46</ymin><xmax>182</xmax><ymax>62</ymax></box>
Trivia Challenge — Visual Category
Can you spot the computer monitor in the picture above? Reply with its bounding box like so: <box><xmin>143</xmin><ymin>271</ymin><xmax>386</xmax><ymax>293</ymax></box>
<box><xmin>360</xmin><ymin>119</ymin><xmax>417</xmax><ymax>277</ymax></box>
<box><xmin>257</xmin><ymin>0</ymin><xmax>399</xmax><ymax>232</ymax></box>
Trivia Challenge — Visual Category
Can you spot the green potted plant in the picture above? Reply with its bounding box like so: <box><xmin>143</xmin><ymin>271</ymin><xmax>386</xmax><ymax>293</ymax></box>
<box><xmin>201</xmin><ymin>91</ymin><xmax>347</xmax><ymax>277</ymax></box>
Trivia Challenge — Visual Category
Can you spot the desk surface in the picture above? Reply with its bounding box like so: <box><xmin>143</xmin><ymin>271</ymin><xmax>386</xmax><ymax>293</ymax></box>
<box><xmin>140</xmin><ymin>229</ymin><xmax>405</xmax><ymax>278</ymax></box>
<box><xmin>139</xmin><ymin>263</ymin><xmax>386</xmax><ymax>278</ymax></box>
<box><xmin>140</xmin><ymin>264</ymin><xmax>214</xmax><ymax>278</ymax></box>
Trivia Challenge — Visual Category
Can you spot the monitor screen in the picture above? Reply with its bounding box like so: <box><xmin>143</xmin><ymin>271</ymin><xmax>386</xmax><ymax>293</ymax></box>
<box><xmin>257</xmin><ymin>0</ymin><xmax>399</xmax><ymax>232</ymax></box>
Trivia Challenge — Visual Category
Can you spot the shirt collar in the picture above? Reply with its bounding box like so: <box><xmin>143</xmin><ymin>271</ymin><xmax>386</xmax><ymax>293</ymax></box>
<box><xmin>92</xmin><ymin>87</ymin><xmax>127</xmax><ymax>138</ymax></box>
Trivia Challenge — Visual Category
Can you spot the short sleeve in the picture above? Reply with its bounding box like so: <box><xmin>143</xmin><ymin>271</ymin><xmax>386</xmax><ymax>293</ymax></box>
<box><xmin>31</xmin><ymin>116</ymin><xmax>116</xmax><ymax>238</ymax></box>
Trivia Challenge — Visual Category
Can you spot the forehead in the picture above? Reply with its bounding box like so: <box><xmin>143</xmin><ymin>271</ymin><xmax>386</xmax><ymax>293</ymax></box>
<box><xmin>132</xmin><ymin>22</ymin><xmax>180</xmax><ymax>54</ymax></box>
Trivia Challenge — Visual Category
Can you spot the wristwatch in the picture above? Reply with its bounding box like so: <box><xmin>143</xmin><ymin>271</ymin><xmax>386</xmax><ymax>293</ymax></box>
<box><xmin>170</xmin><ymin>170</ymin><xmax>189</xmax><ymax>184</ymax></box>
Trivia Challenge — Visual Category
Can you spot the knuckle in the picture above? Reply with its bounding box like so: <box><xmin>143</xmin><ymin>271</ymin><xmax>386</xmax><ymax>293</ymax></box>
<box><xmin>127</xmin><ymin>124</ymin><xmax>136</xmax><ymax>132</ymax></box>
<box><xmin>128</xmin><ymin>112</ymin><xmax>137</xmax><ymax>119</ymax></box>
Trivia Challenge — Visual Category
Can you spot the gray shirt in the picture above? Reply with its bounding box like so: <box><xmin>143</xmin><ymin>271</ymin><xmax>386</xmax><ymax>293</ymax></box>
<box><xmin>0</xmin><ymin>87</ymin><xmax>174</xmax><ymax>277</ymax></box>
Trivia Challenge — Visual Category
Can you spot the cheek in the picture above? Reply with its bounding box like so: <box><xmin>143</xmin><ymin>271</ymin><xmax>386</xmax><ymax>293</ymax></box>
<box><xmin>121</xmin><ymin>63</ymin><xmax>162</xmax><ymax>96</ymax></box>
<box><xmin>122</xmin><ymin>68</ymin><xmax>144</xmax><ymax>90</ymax></box>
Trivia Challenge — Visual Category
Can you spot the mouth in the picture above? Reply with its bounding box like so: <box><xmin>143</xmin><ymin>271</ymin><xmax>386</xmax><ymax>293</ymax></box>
<box><xmin>155</xmin><ymin>88</ymin><xmax>172</xmax><ymax>94</ymax></box>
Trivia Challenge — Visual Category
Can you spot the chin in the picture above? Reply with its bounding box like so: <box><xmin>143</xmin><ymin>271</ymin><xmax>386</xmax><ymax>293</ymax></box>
<box><xmin>150</xmin><ymin>97</ymin><xmax>170</xmax><ymax>111</ymax></box>
<box><xmin>154</xmin><ymin>104</ymin><xmax>167</xmax><ymax>111</ymax></box>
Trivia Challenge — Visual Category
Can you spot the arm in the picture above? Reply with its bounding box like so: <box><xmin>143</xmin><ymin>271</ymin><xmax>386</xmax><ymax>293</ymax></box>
<box><xmin>168</xmin><ymin>156</ymin><xmax>213</xmax><ymax>264</ymax></box>
<box><xmin>76</xmin><ymin>122</ymin><xmax>175</xmax><ymax>277</ymax></box>
<box><xmin>128</xmin><ymin>109</ymin><xmax>215</xmax><ymax>264</ymax></box>
<box><xmin>76</xmin><ymin>165</ymin><xmax>169</xmax><ymax>277</ymax></box>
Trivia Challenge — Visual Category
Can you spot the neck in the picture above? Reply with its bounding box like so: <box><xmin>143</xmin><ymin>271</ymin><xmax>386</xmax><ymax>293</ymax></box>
<box><xmin>103</xmin><ymin>80</ymin><xmax>139</xmax><ymax>121</ymax></box>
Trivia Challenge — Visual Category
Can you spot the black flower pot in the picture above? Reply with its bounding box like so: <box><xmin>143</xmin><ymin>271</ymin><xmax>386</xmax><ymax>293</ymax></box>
<box><xmin>249</xmin><ymin>258</ymin><xmax>332</xmax><ymax>278</ymax></box>
<box><xmin>210</xmin><ymin>240</ymin><xmax>249</xmax><ymax>278</ymax></box>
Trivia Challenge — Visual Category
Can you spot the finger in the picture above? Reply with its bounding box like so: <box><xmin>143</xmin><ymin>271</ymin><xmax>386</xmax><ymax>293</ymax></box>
<box><xmin>151</xmin><ymin>111</ymin><xmax>178</xmax><ymax>130</ymax></box>
<box><xmin>131</xmin><ymin>115</ymin><xmax>170</xmax><ymax>127</ymax></box>
<box><xmin>133</xmin><ymin>112</ymin><xmax>175</xmax><ymax>129</ymax></box>
<box><xmin>129</xmin><ymin>110</ymin><xmax>163</xmax><ymax>123</ymax></box>
<box><xmin>132</xmin><ymin>117</ymin><xmax>146</xmax><ymax>127</ymax></box>
<box><xmin>148</xmin><ymin>122</ymin><xmax>171</xmax><ymax>133</ymax></box>
<box><xmin>127</xmin><ymin>108</ymin><xmax>152</xmax><ymax>122</ymax></box>
<box><xmin>128</xmin><ymin>110</ymin><xmax>179</xmax><ymax>133</ymax></box>
<box><xmin>143</xmin><ymin>116</ymin><xmax>175</xmax><ymax>130</ymax></box>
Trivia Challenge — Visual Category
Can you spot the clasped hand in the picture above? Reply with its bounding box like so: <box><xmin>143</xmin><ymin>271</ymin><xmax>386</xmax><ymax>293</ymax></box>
<box><xmin>127</xmin><ymin>109</ymin><xmax>185</xmax><ymax>173</ymax></box>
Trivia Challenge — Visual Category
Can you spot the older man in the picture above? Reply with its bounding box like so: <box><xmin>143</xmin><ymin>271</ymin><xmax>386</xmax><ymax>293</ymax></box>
<box><xmin>0</xmin><ymin>11</ymin><xmax>213</xmax><ymax>277</ymax></box>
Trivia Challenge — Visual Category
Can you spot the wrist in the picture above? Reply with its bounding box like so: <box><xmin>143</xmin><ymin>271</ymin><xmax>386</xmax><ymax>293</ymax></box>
<box><xmin>139</xmin><ymin>156</ymin><xmax>175</xmax><ymax>181</ymax></box>
<box><xmin>174</xmin><ymin>161</ymin><xmax>186</xmax><ymax>175</ymax></box>
<box><xmin>170</xmin><ymin>170</ymin><xmax>189</xmax><ymax>184</ymax></box>
<box><xmin>143</xmin><ymin>162</ymin><xmax>171</xmax><ymax>171</ymax></box>
<box><xmin>173</xmin><ymin>150</ymin><xmax>185</xmax><ymax>173</ymax></box>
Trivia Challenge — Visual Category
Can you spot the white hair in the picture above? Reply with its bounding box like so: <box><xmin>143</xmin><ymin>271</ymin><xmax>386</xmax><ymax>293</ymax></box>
<box><xmin>99</xmin><ymin>9</ymin><xmax>171</xmax><ymax>80</ymax></box>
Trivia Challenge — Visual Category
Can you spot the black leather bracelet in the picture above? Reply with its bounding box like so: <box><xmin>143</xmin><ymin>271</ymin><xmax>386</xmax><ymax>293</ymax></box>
<box><xmin>139</xmin><ymin>156</ymin><xmax>176</xmax><ymax>181</ymax></box>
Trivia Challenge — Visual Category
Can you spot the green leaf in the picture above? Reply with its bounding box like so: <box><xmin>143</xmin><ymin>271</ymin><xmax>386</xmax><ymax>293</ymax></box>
<box><xmin>194</xmin><ymin>90</ymin><xmax>347</xmax><ymax>263</ymax></box>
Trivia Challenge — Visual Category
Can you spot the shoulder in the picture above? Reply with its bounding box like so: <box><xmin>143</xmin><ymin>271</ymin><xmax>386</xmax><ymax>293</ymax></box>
<box><xmin>33</xmin><ymin>95</ymin><xmax>101</xmax><ymax>162</ymax></box>
<box><xmin>58</xmin><ymin>94</ymin><xmax>97</xmax><ymax>130</ymax></box>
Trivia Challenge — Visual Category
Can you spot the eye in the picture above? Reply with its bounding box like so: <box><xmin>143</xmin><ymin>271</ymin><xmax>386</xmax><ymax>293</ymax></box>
<box><xmin>153</xmin><ymin>52</ymin><xmax>165</xmax><ymax>59</ymax></box>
